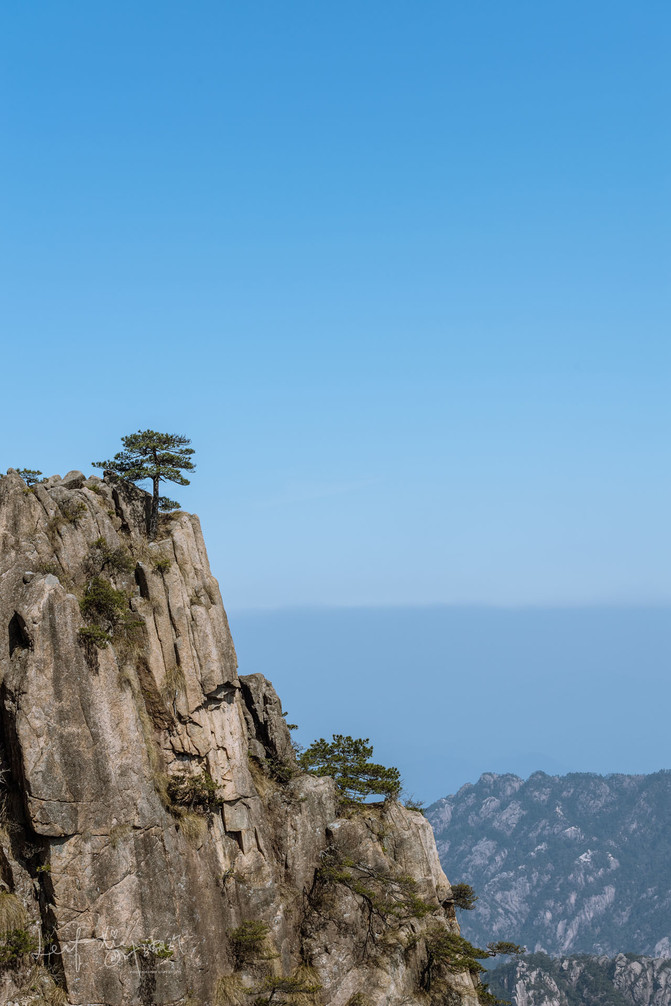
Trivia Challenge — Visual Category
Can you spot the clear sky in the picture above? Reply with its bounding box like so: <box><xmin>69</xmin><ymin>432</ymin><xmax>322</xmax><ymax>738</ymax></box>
<box><xmin>230</xmin><ymin>605</ymin><xmax>671</xmax><ymax>802</ymax></box>
<box><xmin>2</xmin><ymin>1</ymin><xmax>669</xmax><ymax>612</ymax></box>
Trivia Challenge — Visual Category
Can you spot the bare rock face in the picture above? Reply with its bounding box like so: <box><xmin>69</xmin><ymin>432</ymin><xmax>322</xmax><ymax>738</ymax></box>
<box><xmin>0</xmin><ymin>470</ymin><xmax>480</xmax><ymax>1006</ymax></box>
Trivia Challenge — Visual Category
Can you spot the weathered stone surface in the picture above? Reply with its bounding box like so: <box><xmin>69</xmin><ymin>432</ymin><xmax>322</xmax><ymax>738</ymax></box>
<box><xmin>0</xmin><ymin>470</ymin><xmax>479</xmax><ymax>1005</ymax></box>
<box><xmin>61</xmin><ymin>471</ymin><xmax>86</xmax><ymax>489</ymax></box>
<box><xmin>240</xmin><ymin>672</ymin><xmax>296</xmax><ymax>764</ymax></box>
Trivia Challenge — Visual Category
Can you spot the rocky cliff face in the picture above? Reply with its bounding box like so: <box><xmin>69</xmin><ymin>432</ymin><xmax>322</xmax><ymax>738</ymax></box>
<box><xmin>426</xmin><ymin>771</ymin><xmax>671</xmax><ymax>957</ymax></box>
<box><xmin>0</xmin><ymin>469</ymin><xmax>479</xmax><ymax>1006</ymax></box>
<box><xmin>486</xmin><ymin>953</ymin><xmax>671</xmax><ymax>1006</ymax></box>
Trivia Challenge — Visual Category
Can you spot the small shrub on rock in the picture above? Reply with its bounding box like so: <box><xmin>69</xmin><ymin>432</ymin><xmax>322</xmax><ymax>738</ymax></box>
<box><xmin>402</xmin><ymin>795</ymin><xmax>426</xmax><ymax>814</ymax></box>
<box><xmin>0</xmin><ymin>927</ymin><xmax>38</xmax><ymax>968</ymax></box>
<box><xmin>228</xmin><ymin>921</ymin><xmax>276</xmax><ymax>968</ymax></box>
<box><xmin>78</xmin><ymin>625</ymin><xmax>113</xmax><ymax>650</ymax></box>
<box><xmin>49</xmin><ymin>499</ymin><xmax>87</xmax><ymax>533</ymax></box>
<box><xmin>265</xmin><ymin>756</ymin><xmax>299</xmax><ymax>785</ymax></box>
<box><xmin>88</xmin><ymin>537</ymin><xmax>134</xmax><ymax>575</ymax></box>
<box><xmin>80</xmin><ymin>577</ymin><xmax>127</xmax><ymax>623</ymax></box>
<box><xmin>78</xmin><ymin>576</ymin><xmax>143</xmax><ymax>650</ymax></box>
<box><xmin>167</xmin><ymin>770</ymin><xmax>223</xmax><ymax>813</ymax></box>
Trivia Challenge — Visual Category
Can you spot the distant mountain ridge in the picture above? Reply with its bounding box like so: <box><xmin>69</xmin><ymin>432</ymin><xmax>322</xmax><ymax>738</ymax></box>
<box><xmin>426</xmin><ymin>770</ymin><xmax>671</xmax><ymax>957</ymax></box>
<box><xmin>487</xmin><ymin>952</ymin><xmax>671</xmax><ymax>1006</ymax></box>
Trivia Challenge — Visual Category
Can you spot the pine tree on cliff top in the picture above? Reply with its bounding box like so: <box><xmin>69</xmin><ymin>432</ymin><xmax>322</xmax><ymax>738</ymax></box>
<box><xmin>93</xmin><ymin>430</ymin><xmax>195</xmax><ymax>539</ymax></box>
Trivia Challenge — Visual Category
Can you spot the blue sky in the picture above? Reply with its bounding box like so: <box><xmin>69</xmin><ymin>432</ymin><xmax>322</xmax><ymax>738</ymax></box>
<box><xmin>3</xmin><ymin>2</ymin><xmax>669</xmax><ymax>610</ymax></box>
<box><xmin>231</xmin><ymin>605</ymin><xmax>671</xmax><ymax>801</ymax></box>
<box><xmin>2</xmin><ymin>2</ymin><xmax>669</xmax><ymax>609</ymax></box>
<box><xmin>2</xmin><ymin>2</ymin><xmax>669</xmax><ymax>795</ymax></box>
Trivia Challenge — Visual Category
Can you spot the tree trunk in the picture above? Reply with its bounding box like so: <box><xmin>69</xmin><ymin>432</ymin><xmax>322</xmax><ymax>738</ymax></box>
<box><xmin>149</xmin><ymin>476</ymin><xmax>159</xmax><ymax>540</ymax></box>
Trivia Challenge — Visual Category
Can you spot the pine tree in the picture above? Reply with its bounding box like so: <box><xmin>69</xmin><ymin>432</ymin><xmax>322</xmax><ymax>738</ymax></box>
<box><xmin>93</xmin><ymin>430</ymin><xmax>195</xmax><ymax>539</ymax></box>
<box><xmin>16</xmin><ymin>469</ymin><xmax>42</xmax><ymax>487</ymax></box>
<box><xmin>299</xmin><ymin>734</ymin><xmax>401</xmax><ymax>803</ymax></box>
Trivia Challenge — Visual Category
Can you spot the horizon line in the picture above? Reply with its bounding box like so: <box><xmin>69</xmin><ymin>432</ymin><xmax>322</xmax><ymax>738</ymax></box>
<box><xmin>226</xmin><ymin>600</ymin><xmax>671</xmax><ymax>614</ymax></box>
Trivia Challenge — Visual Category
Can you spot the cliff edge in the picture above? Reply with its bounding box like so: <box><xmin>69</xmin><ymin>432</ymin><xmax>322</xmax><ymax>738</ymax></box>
<box><xmin>0</xmin><ymin>469</ymin><xmax>480</xmax><ymax>1006</ymax></box>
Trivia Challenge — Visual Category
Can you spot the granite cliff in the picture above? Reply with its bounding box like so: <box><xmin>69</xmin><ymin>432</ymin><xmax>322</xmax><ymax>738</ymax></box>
<box><xmin>0</xmin><ymin>468</ymin><xmax>481</xmax><ymax>1006</ymax></box>
<box><xmin>427</xmin><ymin>771</ymin><xmax>671</xmax><ymax>957</ymax></box>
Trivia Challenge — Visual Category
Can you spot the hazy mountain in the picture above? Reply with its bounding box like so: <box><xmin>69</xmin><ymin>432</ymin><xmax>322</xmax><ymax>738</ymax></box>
<box><xmin>427</xmin><ymin>770</ymin><xmax>671</xmax><ymax>957</ymax></box>
<box><xmin>487</xmin><ymin>953</ymin><xmax>671</xmax><ymax>1006</ymax></box>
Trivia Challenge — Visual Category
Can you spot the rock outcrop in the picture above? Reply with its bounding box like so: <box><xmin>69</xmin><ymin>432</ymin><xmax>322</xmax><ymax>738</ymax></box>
<box><xmin>0</xmin><ymin>469</ymin><xmax>479</xmax><ymax>1006</ymax></box>
<box><xmin>487</xmin><ymin>952</ymin><xmax>671</xmax><ymax>1006</ymax></box>
<box><xmin>426</xmin><ymin>771</ymin><xmax>671</xmax><ymax>957</ymax></box>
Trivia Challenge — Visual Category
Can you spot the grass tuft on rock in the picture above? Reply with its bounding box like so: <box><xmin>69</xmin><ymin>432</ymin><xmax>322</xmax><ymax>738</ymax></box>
<box><xmin>0</xmin><ymin>892</ymin><xmax>25</xmax><ymax>933</ymax></box>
